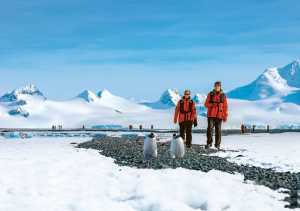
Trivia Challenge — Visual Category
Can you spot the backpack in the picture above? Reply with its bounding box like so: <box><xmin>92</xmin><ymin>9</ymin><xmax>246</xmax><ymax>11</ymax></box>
<box><xmin>179</xmin><ymin>99</ymin><xmax>194</xmax><ymax>113</ymax></box>
<box><xmin>209</xmin><ymin>91</ymin><xmax>225</xmax><ymax>104</ymax></box>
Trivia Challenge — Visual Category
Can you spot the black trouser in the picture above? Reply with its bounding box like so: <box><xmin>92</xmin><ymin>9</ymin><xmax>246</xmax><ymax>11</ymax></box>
<box><xmin>207</xmin><ymin>117</ymin><xmax>222</xmax><ymax>147</ymax></box>
<box><xmin>179</xmin><ymin>121</ymin><xmax>193</xmax><ymax>148</ymax></box>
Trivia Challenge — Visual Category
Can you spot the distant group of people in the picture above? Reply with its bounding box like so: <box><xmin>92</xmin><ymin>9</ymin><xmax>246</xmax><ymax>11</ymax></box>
<box><xmin>173</xmin><ymin>81</ymin><xmax>228</xmax><ymax>149</ymax></box>
<box><xmin>51</xmin><ymin>125</ymin><xmax>63</xmax><ymax>130</ymax></box>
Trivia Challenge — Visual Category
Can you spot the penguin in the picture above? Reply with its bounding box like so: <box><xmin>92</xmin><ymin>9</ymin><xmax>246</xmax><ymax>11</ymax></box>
<box><xmin>170</xmin><ymin>133</ymin><xmax>185</xmax><ymax>159</ymax></box>
<box><xmin>143</xmin><ymin>132</ymin><xmax>158</xmax><ymax>160</ymax></box>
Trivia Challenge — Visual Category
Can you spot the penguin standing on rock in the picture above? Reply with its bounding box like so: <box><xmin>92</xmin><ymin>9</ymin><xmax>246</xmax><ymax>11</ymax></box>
<box><xmin>170</xmin><ymin>133</ymin><xmax>185</xmax><ymax>159</ymax></box>
<box><xmin>143</xmin><ymin>133</ymin><xmax>158</xmax><ymax>161</ymax></box>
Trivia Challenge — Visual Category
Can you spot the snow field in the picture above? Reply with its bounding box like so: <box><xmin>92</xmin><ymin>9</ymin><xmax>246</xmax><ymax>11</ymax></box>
<box><xmin>192</xmin><ymin>133</ymin><xmax>300</xmax><ymax>172</ymax></box>
<box><xmin>0</xmin><ymin>137</ymin><xmax>292</xmax><ymax>211</ymax></box>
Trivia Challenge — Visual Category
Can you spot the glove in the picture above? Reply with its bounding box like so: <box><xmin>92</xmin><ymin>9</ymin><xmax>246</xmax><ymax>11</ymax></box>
<box><xmin>193</xmin><ymin>120</ymin><xmax>198</xmax><ymax>127</ymax></box>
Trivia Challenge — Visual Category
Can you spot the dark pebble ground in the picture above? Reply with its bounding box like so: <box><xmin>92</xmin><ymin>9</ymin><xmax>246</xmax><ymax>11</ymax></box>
<box><xmin>77</xmin><ymin>136</ymin><xmax>300</xmax><ymax>209</ymax></box>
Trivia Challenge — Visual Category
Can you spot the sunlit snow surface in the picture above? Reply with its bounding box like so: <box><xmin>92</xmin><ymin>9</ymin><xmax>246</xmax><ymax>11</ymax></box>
<box><xmin>0</xmin><ymin>134</ymin><xmax>298</xmax><ymax>211</ymax></box>
<box><xmin>197</xmin><ymin>133</ymin><xmax>300</xmax><ymax>173</ymax></box>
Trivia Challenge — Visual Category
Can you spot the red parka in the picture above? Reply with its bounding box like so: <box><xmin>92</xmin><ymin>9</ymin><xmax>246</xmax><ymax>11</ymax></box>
<box><xmin>174</xmin><ymin>97</ymin><xmax>197</xmax><ymax>124</ymax></box>
<box><xmin>205</xmin><ymin>91</ymin><xmax>228</xmax><ymax>121</ymax></box>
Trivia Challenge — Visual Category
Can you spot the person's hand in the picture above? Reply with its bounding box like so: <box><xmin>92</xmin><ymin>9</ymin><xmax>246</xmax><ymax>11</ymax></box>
<box><xmin>174</xmin><ymin>120</ymin><xmax>177</xmax><ymax>124</ymax></box>
<box><xmin>223</xmin><ymin>117</ymin><xmax>227</xmax><ymax>122</ymax></box>
<box><xmin>193</xmin><ymin>120</ymin><xmax>198</xmax><ymax>127</ymax></box>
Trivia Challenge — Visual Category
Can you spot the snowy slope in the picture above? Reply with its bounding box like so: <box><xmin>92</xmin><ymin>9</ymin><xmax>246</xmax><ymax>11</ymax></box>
<box><xmin>97</xmin><ymin>89</ymin><xmax>149</xmax><ymax>112</ymax></box>
<box><xmin>142</xmin><ymin>89</ymin><xmax>181</xmax><ymax>109</ymax></box>
<box><xmin>228</xmin><ymin>60</ymin><xmax>300</xmax><ymax>101</ymax></box>
<box><xmin>191</xmin><ymin>133</ymin><xmax>300</xmax><ymax>172</ymax></box>
<box><xmin>0</xmin><ymin>136</ymin><xmax>290</xmax><ymax>211</ymax></box>
<box><xmin>278</xmin><ymin>59</ymin><xmax>300</xmax><ymax>88</ymax></box>
<box><xmin>224</xmin><ymin>98</ymin><xmax>300</xmax><ymax>128</ymax></box>
<box><xmin>283</xmin><ymin>90</ymin><xmax>300</xmax><ymax>105</ymax></box>
<box><xmin>192</xmin><ymin>93</ymin><xmax>206</xmax><ymax>105</ymax></box>
<box><xmin>77</xmin><ymin>90</ymin><xmax>99</xmax><ymax>102</ymax></box>
<box><xmin>0</xmin><ymin>84</ymin><xmax>46</xmax><ymax>103</ymax></box>
<box><xmin>0</xmin><ymin>97</ymin><xmax>173</xmax><ymax>129</ymax></box>
<box><xmin>76</xmin><ymin>89</ymin><xmax>150</xmax><ymax>112</ymax></box>
<box><xmin>142</xmin><ymin>90</ymin><xmax>205</xmax><ymax>109</ymax></box>
<box><xmin>0</xmin><ymin>86</ymin><xmax>173</xmax><ymax>128</ymax></box>
<box><xmin>0</xmin><ymin>84</ymin><xmax>46</xmax><ymax>118</ymax></box>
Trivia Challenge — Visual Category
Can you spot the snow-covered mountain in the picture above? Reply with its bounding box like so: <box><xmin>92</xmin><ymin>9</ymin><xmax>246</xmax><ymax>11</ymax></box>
<box><xmin>0</xmin><ymin>84</ymin><xmax>46</xmax><ymax>118</ymax></box>
<box><xmin>142</xmin><ymin>90</ymin><xmax>207</xmax><ymax>116</ymax></box>
<box><xmin>283</xmin><ymin>90</ymin><xmax>300</xmax><ymax>105</ymax></box>
<box><xmin>193</xmin><ymin>94</ymin><xmax>206</xmax><ymax>105</ymax></box>
<box><xmin>159</xmin><ymin>89</ymin><xmax>181</xmax><ymax>106</ymax></box>
<box><xmin>76</xmin><ymin>89</ymin><xmax>150</xmax><ymax>112</ymax></box>
<box><xmin>0</xmin><ymin>85</ymin><xmax>172</xmax><ymax>128</ymax></box>
<box><xmin>278</xmin><ymin>60</ymin><xmax>300</xmax><ymax>87</ymax></box>
<box><xmin>228</xmin><ymin>60</ymin><xmax>300</xmax><ymax>101</ymax></box>
<box><xmin>142</xmin><ymin>89</ymin><xmax>181</xmax><ymax>109</ymax></box>
<box><xmin>1</xmin><ymin>68</ymin><xmax>300</xmax><ymax>129</ymax></box>
<box><xmin>97</xmin><ymin>89</ymin><xmax>149</xmax><ymax>112</ymax></box>
<box><xmin>0</xmin><ymin>84</ymin><xmax>46</xmax><ymax>103</ymax></box>
<box><xmin>77</xmin><ymin>90</ymin><xmax>98</xmax><ymax>102</ymax></box>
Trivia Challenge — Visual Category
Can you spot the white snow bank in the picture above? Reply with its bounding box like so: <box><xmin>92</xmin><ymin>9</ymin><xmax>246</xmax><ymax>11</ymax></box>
<box><xmin>193</xmin><ymin>133</ymin><xmax>300</xmax><ymax>172</ymax></box>
<box><xmin>0</xmin><ymin>137</ymin><xmax>289</xmax><ymax>211</ymax></box>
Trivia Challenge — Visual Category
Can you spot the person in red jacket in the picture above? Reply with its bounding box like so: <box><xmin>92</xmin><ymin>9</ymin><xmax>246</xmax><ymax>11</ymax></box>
<box><xmin>204</xmin><ymin>81</ymin><xmax>228</xmax><ymax>149</ymax></box>
<box><xmin>174</xmin><ymin>90</ymin><xmax>198</xmax><ymax>148</ymax></box>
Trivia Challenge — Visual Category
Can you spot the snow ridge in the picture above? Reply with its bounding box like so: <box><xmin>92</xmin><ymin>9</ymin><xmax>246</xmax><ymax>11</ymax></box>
<box><xmin>0</xmin><ymin>84</ymin><xmax>46</xmax><ymax>102</ymax></box>
<box><xmin>77</xmin><ymin>90</ymin><xmax>98</xmax><ymax>102</ymax></box>
<box><xmin>142</xmin><ymin>89</ymin><xmax>181</xmax><ymax>109</ymax></box>
<box><xmin>228</xmin><ymin>60</ymin><xmax>300</xmax><ymax>102</ymax></box>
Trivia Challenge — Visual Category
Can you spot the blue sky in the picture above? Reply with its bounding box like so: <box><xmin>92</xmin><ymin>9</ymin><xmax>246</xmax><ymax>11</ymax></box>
<box><xmin>1</xmin><ymin>0</ymin><xmax>300</xmax><ymax>100</ymax></box>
